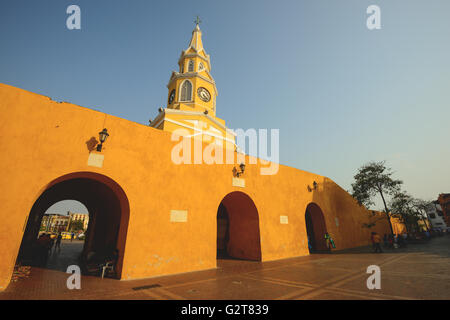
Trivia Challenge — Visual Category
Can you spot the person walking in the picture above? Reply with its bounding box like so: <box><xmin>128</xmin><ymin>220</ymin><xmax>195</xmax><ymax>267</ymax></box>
<box><xmin>46</xmin><ymin>234</ymin><xmax>55</xmax><ymax>252</ymax></box>
<box><xmin>71</xmin><ymin>232</ymin><xmax>75</xmax><ymax>242</ymax></box>
<box><xmin>329</xmin><ymin>234</ymin><xmax>336</xmax><ymax>249</ymax></box>
<box><xmin>55</xmin><ymin>233</ymin><xmax>62</xmax><ymax>252</ymax></box>
<box><xmin>372</xmin><ymin>232</ymin><xmax>383</xmax><ymax>253</ymax></box>
<box><xmin>324</xmin><ymin>233</ymin><xmax>335</xmax><ymax>252</ymax></box>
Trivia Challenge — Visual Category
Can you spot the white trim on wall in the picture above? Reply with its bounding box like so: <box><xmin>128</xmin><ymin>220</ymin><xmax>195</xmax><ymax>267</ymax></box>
<box><xmin>152</xmin><ymin>117</ymin><xmax>236</xmax><ymax>145</ymax></box>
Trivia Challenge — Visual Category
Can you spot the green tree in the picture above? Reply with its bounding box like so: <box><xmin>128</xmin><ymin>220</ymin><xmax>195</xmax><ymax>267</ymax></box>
<box><xmin>389</xmin><ymin>191</ymin><xmax>420</xmax><ymax>233</ymax></box>
<box><xmin>69</xmin><ymin>219</ymin><xmax>84</xmax><ymax>232</ymax></box>
<box><xmin>351</xmin><ymin>161</ymin><xmax>402</xmax><ymax>235</ymax></box>
<box><xmin>411</xmin><ymin>198</ymin><xmax>432</xmax><ymax>232</ymax></box>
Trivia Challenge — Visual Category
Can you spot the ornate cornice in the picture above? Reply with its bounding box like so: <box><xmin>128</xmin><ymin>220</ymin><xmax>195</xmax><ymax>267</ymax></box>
<box><xmin>150</xmin><ymin>108</ymin><xmax>235</xmax><ymax>137</ymax></box>
<box><xmin>167</xmin><ymin>72</ymin><xmax>218</xmax><ymax>96</ymax></box>
<box><xmin>178</xmin><ymin>52</ymin><xmax>211</xmax><ymax>70</ymax></box>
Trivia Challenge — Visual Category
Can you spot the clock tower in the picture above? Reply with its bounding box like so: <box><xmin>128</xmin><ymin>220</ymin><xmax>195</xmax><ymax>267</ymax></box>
<box><xmin>150</xmin><ymin>19</ymin><xmax>236</xmax><ymax>150</ymax></box>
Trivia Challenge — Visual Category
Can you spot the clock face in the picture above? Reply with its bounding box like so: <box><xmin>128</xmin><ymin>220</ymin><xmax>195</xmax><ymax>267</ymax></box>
<box><xmin>168</xmin><ymin>90</ymin><xmax>175</xmax><ymax>104</ymax></box>
<box><xmin>197</xmin><ymin>87</ymin><xmax>211</xmax><ymax>102</ymax></box>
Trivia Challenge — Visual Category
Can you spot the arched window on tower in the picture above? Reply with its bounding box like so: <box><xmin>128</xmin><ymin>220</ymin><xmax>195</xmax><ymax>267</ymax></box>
<box><xmin>180</xmin><ymin>80</ymin><xmax>192</xmax><ymax>101</ymax></box>
<box><xmin>188</xmin><ymin>60</ymin><xmax>194</xmax><ymax>72</ymax></box>
<box><xmin>198</xmin><ymin>62</ymin><xmax>205</xmax><ymax>71</ymax></box>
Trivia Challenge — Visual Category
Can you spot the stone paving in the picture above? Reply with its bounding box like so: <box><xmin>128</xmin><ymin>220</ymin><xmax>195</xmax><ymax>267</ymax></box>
<box><xmin>1</xmin><ymin>236</ymin><xmax>449</xmax><ymax>300</ymax></box>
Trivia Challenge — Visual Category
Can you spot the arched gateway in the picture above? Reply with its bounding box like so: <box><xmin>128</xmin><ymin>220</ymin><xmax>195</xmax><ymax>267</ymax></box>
<box><xmin>16</xmin><ymin>172</ymin><xmax>130</xmax><ymax>278</ymax></box>
<box><xmin>216</xmin><ymin>191</ymin><xmax>261</xmax><ymax>261</ymax></box>
<box><xmin>305</xmin><ymin>203</ymin><xmax>329</xmax><ymax>253</ymax></box>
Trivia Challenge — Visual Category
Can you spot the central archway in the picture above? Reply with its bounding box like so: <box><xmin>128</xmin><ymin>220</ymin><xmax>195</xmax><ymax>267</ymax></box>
<box><xmin>216</xmin><ymin>191</ymin><xmax>261</xmax><ymax>261</ymax></box>
<box><xmin>16</xmin><ymin>172</ymin><xmax>130</xmax><ymax>279</ymax></box>
<box><xmin>305</xmin><ymin>203</ymin><xmax>329</xmax><ymax>253</ymax></box>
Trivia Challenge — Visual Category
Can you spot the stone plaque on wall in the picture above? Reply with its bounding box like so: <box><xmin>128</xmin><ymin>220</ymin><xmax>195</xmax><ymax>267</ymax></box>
<box><xmin>170</xmin><ymin>210</ymin><xmax>188</xmax><ymax>222</ymax></box>
<box><xmin>232</xmin><ymin>177</ymin><xmax>245</xmax><ymax>188</ymax></box>
<box><xmin>280</xmin><ymin>215</ymin><xmax>289</xmax><ymax>224</ymax></box>
<box><xmin>87</xmin><ymin>152</ymin><xmax>104</xmax><ymax>168</ymax></box>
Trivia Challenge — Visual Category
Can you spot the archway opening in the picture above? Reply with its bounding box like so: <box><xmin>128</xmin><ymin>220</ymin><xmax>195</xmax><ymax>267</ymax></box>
<box><xmin>216</xmin><ymin>191</ymin><xmax>261</xmax><ymax>261</ymax></box>
<box><xmin>305</xmin><ymin>203</ymin><xmax>329</xmax><ymax>253</ymax></box>
<box><xmin>15</xmin><ymin>172</ymin><xmax>129</xmax><ymax>279</ymax></box>
<box><xmin>31</xmin><ymin>200</ymin><xmax>90</xmax><ymax>272</ymax></box>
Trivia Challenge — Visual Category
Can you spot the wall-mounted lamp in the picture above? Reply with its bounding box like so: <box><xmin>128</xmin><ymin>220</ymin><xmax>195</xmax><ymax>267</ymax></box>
<box><xmin>204</xmin><ymin>109</ymin><xmax>208</xmax><ymax>115</ymax></box>
<box><xmin>236</xmin><ymin>163</ymin><xmax>245</xmax><ymax>177</ymax></box>
<box><xmin>158</xmin><ymin>107</ymin><xmax>163</xmax><ymax>113</ymax></box>
<box><xmin>96</xmin><ymin>128</ymin><xmax>109</xmax><ymax>152</ymax></box>
<box><xmin>307</xmin><ymin>181</ymin><xmax>318</xmax><ymax>192</ymax></box>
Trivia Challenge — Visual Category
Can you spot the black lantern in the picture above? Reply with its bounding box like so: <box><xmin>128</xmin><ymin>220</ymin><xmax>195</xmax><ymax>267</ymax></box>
<box><xmin>308</xmin><ymin>181</ymin><xmax>318</xmax><ymax>192</ymax></box>
<box><xmin>236</xmin><ymin>163</ymin><xmax>246</xmax><ymax>177</ymax></box>
<box><xmin>96</xmin><ymin>128</ymin><xmax>109</xmax><ymax>152</ymax></box>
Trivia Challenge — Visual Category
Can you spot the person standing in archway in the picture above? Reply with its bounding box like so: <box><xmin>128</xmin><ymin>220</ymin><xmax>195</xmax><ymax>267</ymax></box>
<box><xmin>55</xmin><ymin>233</ymin><xmax>62</xmax><ymax>252</ymax></box>
<box><xmin>324</xmin><ymin>233</ymin><xmax>331</xmax><ymax>251</ymax></box>
<box><xmin>329</xmin><ymin>234</ymin><xmax>336</xmax><ymax>249</ymax></box>
<box><xmin>324</xmin><ymin>233</ymin><xmax>336</xmax><ymax>251</ymax></box>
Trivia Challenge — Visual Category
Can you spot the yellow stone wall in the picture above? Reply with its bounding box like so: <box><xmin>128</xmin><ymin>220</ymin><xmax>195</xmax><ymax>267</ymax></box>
<box><xmin>0</xmin><ymin>83</ymin><xmax>394</xmax><ymax>290</ymax></box>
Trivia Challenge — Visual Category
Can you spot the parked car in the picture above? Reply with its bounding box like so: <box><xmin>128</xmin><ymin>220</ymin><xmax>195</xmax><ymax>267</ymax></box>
<box><xmin>60</xmin><ymin>232</ymin><xmax>72</xmax><ymax>240</ymax></box>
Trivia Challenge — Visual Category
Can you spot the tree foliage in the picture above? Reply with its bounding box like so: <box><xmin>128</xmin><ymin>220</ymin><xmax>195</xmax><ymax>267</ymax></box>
<box><xmin>351</xmin><ymin>161</ymin><xmax>402</xmax><ymax>208</ymax></box>
<box><xmin>389</xmin><ymin>191</ymin><xmax>415</xmax><ymax>231</ymax></box>
<box><xmin>411</xmin><ymin>198</ymin><xmax>432</xmax><ymax>232</ymax></box>
<box><xmin>351</xmin><ymin>161</ymin><xmax>402</xmax><ymax>234</ymax></box>
<box><xmin>69</xmin><ymin>219</ymin><xmax>84</xmax><ymax>232</ymax></box>
<box><xmin>389</xmin><ymin>192</ymin><xmax>432</xmax><ymax>233</ymax></box>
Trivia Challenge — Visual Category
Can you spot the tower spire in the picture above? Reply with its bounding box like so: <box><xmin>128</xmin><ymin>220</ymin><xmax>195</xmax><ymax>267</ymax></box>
<box><xmin>188</xmin><ymin>16</ymin><xmax>203</xmax><ymax>51</ymax></box>
<box><xmin>194</xmin><ymin>16</ymin><xmax>201</xmax><ymax>27</ymax></box>
<box><xmin>150</xmin><ymin>20</ymin><xmax>236</xmax><ymax>150</ymax></box>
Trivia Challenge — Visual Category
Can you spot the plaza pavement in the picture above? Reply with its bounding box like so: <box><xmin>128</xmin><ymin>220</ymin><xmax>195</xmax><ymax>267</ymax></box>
<box><xmin>1</xmin><ymin>236</ymin><xmax>449</xmax><ymax>300</ymax></box>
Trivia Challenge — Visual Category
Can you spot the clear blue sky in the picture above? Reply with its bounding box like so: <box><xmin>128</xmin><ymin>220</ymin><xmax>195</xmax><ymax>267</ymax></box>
<box><xmin>1</xmin><ymin>0</ymin><xmax>449</xmax><ymax>211</ymax></box>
